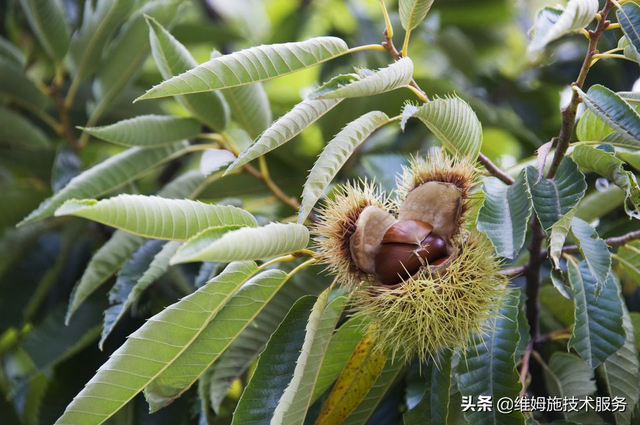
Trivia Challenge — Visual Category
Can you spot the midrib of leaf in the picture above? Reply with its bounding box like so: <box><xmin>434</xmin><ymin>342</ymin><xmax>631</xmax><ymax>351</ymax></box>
<box><xmin>578</xmin><ymin>86</ymin><xmax>640</xmax><ymax>143</ymax></box>
<box><xmin>24</xmin><ymin>0</ymin><xmax>58</xmax><ymax>61</ymax></box>
<box><xmin>619</xmin><ymin>4</ymin><xmax>640</xmax><ymax>49</ymax></box>
<box><xmin>614</xmin><ymin>253</ymin><xmax>640</xmax><ymax>278</ymax></box>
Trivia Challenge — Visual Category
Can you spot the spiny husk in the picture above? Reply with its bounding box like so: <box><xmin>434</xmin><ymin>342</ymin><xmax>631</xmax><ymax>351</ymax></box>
<box><xmin>395</xmin><ymin>153</ymin><xmax>478</xmax><ymax>233</ymax></box>
<box><xmin>351</xmin><ymin>231</ymin><xmax>507</xmax><ymax>363</ymax></box>
<box><xmin>314</xmin><ymin>180</ymin><xmax>392</xmax><ymax>288</ymax></box>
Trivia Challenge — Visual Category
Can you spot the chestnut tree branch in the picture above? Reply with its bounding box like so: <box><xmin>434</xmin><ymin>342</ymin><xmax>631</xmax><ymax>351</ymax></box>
<box><xmin>478</xmin><ymin>153</ymin><xmax>515</xmax><ymax>185</ymax></box>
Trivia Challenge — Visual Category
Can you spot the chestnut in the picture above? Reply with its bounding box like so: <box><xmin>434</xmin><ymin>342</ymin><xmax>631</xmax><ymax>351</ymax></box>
<box><xmin>374</xmin><ymin>220</ymin><xmax>448</xmax><ymax>286</ymax></box>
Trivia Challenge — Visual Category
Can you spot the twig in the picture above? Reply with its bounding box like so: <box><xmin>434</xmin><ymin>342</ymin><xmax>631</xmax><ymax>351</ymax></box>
<box><xmin>546</xmin><ymin>1</ymin><xmax>614</xmax><ymax>179</ymax></box>
<box><xmin>546</xmin><ymin>229</ymin><xmax>640</xmax><ymax>255</ymax></box>
<box><xmin>258</xmin><ymin>156</ymin><xmax>301</xmax><ymax>211</ymax></box>
<box><xmin>500</xmin><ymin>265</ymin><xmax>527</xmax><ymax>276</ymax></box>
<box><xmin>477</xmin><ymin>153</ymin><xmax>514</xmax><ymax>185</ymax></box>
<box><xmin>519</xmin><ymin>341</ymin><xmax>533</xmax><ymax>397</ymax></box>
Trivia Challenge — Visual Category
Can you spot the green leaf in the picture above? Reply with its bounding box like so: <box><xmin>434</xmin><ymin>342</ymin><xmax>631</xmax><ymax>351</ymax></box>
<box><xmin>69</xmin><ymin>0</ymin><xmax>137</xmax><ymax>82</ymax></box>
<box><xmin>146</xmin><ymin>16</ymin><xmax>229</xmax><ymax>131</ymax></box>
<box><xmin>171</xmin><ymin>222</ymin><xmax>309</xmax><ymax>264</ymax></box>
<box><xmin>403</xmin><ymin>96</ymin><xmax>483</xmax><ymax>159</ymax></box>
<box><xmin>100</xmin><ymin>241</ymin><xmax>181</xmax><ymax>349</ymax></box>
<box><xmin>0</xmin><ymin>107</ymin><xmax>50</xmax><ymax>149</ymax></box>
<box><xmin>547</xmin><ymin>207</ymin><xmax>575</xmax><ymax>299</ymax></box>
<box><xmin>144</xmin><ymin>268</ymin><xmax>293</xmax><ymax>411</ymax></box>
<box><xmin>0</xmin><ymin>36</ymin><xmax>25</xmax><ymax>68</ymax></box>
<box><xmin>616</xmin><ymin>241</ymin><xmax>640</xmax><ymax>283</ymax></box>
<box><xmin>572</xmin><ymin>144</ymin><xmax>640</xmax><ymax>219</ymax></box>
<box><xmin>570</xmin><ymin>217</ymin><xmax>611</xmax><ymax>293</ymax></box>
<box><xmin>54</xmin><ymin>261</ymin><xmax>258</xmax><ymax>425</ymax></box>
<box><xmin>207</xmin><ymin>264</ymin><xmax>331</xmax><ymax>414</ymax></box>
<box><xmin>200</xmin><ymin>149</ymin><xmax>236</xmax><ymax>176</ymax></box>
<box><xmin>231</xmin><ymin>296</ymin><xmax>316</xmax><ymax>425</ymax></box>
<box><xmin>575</xmin><ymin>85</ymin><xmax>640</xmax><ymax>148</ymax></box>
<box><xmin>399</xmin><ymin>0</ymin><xmax>435</xmax><ymax>31</ymax></box>
<box><xmin>542</xmin><ymin>353</ymin><xmax>597</xmax><ymax>423</ymax></box>
<box><xmin>81</xmin><ymin>115</ymin><xmax>201</xmax><ymax>147</ymax></box>
<box><xmin>576</xmin><ymin>92</ymin><xmax>640</xmax><ymax>143</ymax></box>
<box><xmin>341</xmin><ymin>355</ymin><xmax>404</xmax><ymax>425</ymax></box>
<box><xmin>227</xmin><ymin>98</ymin><xmax>342</xmax><ymax>173</ymax></box>
<box><xmin>137</xmin><ymin>36</ymin><xmax>349</xmax><ymax>100</ymax></box>
<box><xmin>618</xmin><ymin>2</ymin><xmax>640</xmax><ymax>57</ymax></box>
<box><xmin>55</xmin><ymin>195</ymin><xmax>257</xmax><ymax>240</ymax></box>
<box><xmin>601</xmin><ymin>297</ymin><xmax>640</xmax><ymax>425</ymax></box>
<box><xmin>19</xmin><ymin>0</ymin><xmax>69</xmax><ymax>61</ymax></box>
<box><xmin>298</xmin><ymin>111</ymin><xmax>389</xmax><ymax>222</ymax></box>
<box><xmin>223</xmin><ymin>82</ymin><xmax>272</xmax><ymax>139</ymax></box>
<box><xmin>620</xmin><ymin>35</ymin><xmax>640</xmax><ymax>64</ymax></box>
<box><xmin>525</xmin><ymin>158</ymin><xmax>587</xmax><ymax>232</ymax></box>
<box><xmin>272</xmin><ymin>292</ymin><xmax>346</xmax><ymax>425</ymax></box>
<box><xmin>311</xmin><ymin>317</ymin><xmax>366</xmax><ymax>403</ymax></box>
<box><xmin>0</xmin><ymin>58</ymin><xmax>48</xmax><ymax>111</ymax></box>
<box><xmin>477</xmin><ymin>170</ymin><xmax>532</xmax><ymax>259</ymax></box>
<box><xmin>567</xmin><ymin>260</ymin><xmax>625</xmax><ymax>369</ymax></box>
<box><xmin>455</xmin><ymin>290</ymin><xmax>524</xmax><ymax>425</ymax></box>
<box><xmin>403</xmin><ymin>350</ymin><xmax>452</xmax><ymax>425</ymax></box>
<box><xmin>528</xmin><ymin>0</ymin><xmax>599</xmax><ymax>54</ymax></box>
<box><xmin>65</xmin><ymin>170</ymin><xmax>206</xmax><ymax>323</ymax></box>
<box><xmin>308</xmin><ymin>57</ymin><xmax>413</xmax><ymax>100</ymax></box>
<box><xmin>19</xmin><ymin>142</ymin><xmax>189</xmax><ymax>226</ymax></box>
<box><xmin>316</xmin><ymin>328</ymin><xmax>388</xmax><ymax>425</ymax></box>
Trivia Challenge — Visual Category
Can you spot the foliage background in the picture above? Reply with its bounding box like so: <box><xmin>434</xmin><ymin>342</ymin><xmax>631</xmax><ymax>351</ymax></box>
<box><xmin>1</xmin><ymin>0</ymin><xmax>640</xmax><ymax>424</ymax></box>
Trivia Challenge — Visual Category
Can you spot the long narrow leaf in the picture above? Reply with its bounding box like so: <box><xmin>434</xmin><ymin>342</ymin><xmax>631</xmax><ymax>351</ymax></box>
<box><xmin>19</xmin><ymin>0</ymin><xmax>69</xmax><ymax>61</ymax></box>
<box><xmin>54</xmin><ymin>261</ymin><xmax>259</xmax><ymax>425</ymax></box>
<box><xmin>55</xmin><ymin>195</ymin><xmax>257</xmax><ymax>240</ymax></box>
<box><xmin>19</xmin><ymin>142</ymin><xmax>189</xmax><ymax>226</ymax></box>
<box><xmin>298</xmin><ymin>111</ymin><xmax>389</xmax><ymax>222</ymax></box>
<box><xmin>399</xmin><ymin>0</ymin><xmax>435</xmax><ymax>31</ymax></box>
<box><xmin>227</xmin><ymin>98</ymin><xmax>342</xmax><ymax>173</ymax></box>
<box><xmin>137</xmin><ymin>36</ymin><xmax>349</xmax><ymax>100</ymax></box>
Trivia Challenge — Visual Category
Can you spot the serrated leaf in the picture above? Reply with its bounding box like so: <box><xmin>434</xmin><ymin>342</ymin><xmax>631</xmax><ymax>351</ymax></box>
<box><xmin>172</xmin><ymin>222</ymin><xmax>309</xmax><ymax>264</ymax></box>
<box><xmin>55</xmin><ymin>194</ymin><xmax>257</xmax><ymax>240</ymax></box>
<box><xmin>341</xmin><ymin>355</ymin><xmax>404</xmax><ymax>425</ymax></box>
<box><xmin>81</xmin><ymin>115</ymin><xmax>200</xmax><ymax>147</ymax></box>
<box><xmin>0</xmin><ymin>58</ymin><xmax>48</xmax><ymax>111</ymax></box>
<box><xmin>230</xmin><ymin>296</ymin><xmax>316</xmax><ymax>425</ymax></box>
<box><xmin>618</xmin><ymin>2</ymin><xmax>640</xmax><ymax>58</ymax></box>
<box><xmin>137</xmin><ymin>36</ymin><xmax>349</xmax><ymax>100</ymax></box>
<box><xmin>0</xmin><ymin>36</ymin><xmax>25</xmax><ymax>68</ymax></box>
<box><xmin>65</xmin><ymin>170</ymin><xmax>206</xmax><ymax>323</ymax></box>
<box><xmin>576</xmin><ymin>92</ymin><xmax>640</xmax><ymax>143</ymax></box>
<box><xmin>272</xmin><ymin>292</ymin><xmax>346</xmax><ymax>425</ymax></box>
<box><xmin>399</xmin><ymin>0</ymin><xmax>435</xmax><ymax>31</ymax></box>
<box><xmin>69</xmin><ymin>0</ymin><xmax>137</xmax><ymax>82</ymax></box>
<box><xmin>617</xmin><ymin>241</ymin><xmax>640</xmax><ymax>283</ymax></box>
<box><xmin>207</xmin><ymin>265</ymin><xmax>331</xmax><ymax>414</ymax></box>
<box><xmin>528</xmin><ymin>0</ymin><xmax>599</xmax><ymax>54</ymax></box>
<box><xmin>19</xmin><ymin>142</ymin><xmax>189</xmax><ymax>226</ymax></box>
<box><xmin>19</xmin><ymin>0</ymin><xmax>69</xmax><ymax>61</ymax></box>
<box><xmin>298</xmin><ymin>111</ymin><xmax>389</xmax><ymax>222</ymax></box>
<box><xmin>227</xmin><ymin>98</ymin><xmax>342</xmax><ymax>173</ymax></box>
<box><xmin>567</xmin><ymin>260</ymin><xmax>625</xmax><ymax>369</ymax></box>
<box><xmin>308</xmin><ymin>73</ymin><xmax>360</xmax><ymax>99</ymax></box>
<box><xmin>100</xmin><ymin>241</ymin><xmax>181</xmax><ymax>349</ymax></box>
<box><xmin>223</xmin><ymin>82</ymin><xmax>272</xmax><ymax>139</ymax></box>
<box><xmin>146</xmin><ymin>16</ymin><xmax>229</xmax><ymax>131</ymax></box>
<box><xmin>403</xmin><ymin>350</ymin><xmax>452</xmax><ymax>425</ymax></box>
<box><xmin>404</xmin><ymin>96</ymin><xmax>483</xmax><ymax>159</ymax></box>
<box><xmin>570</xmin><ymin>217</ymin><xmax>611</xmax><ymax>293</ymax></box>
<box><xmin>477</xmin><ymin>170</ymin><xmax>532</xmax><ymax>259</ymax></box>
<box><xmin>54</xmin><ymin>261</ymin><xmax>258</xmax><ymax>425</ymax></box>
<box><xmin>0</xmin><ymin>107</ymin><xmax>50</xmax><ymax>149</ymax></box>
<box><xmin>576</xmin><ymin>85</ymin><xmax>640</xmax><ymax>148</ymax></box>
<box><xmin>525</xmin><ymin>158</ymin><xmax>587</xmax><ymax>232</ymax></box>
<box><xmin>620</xmin><ymin>35</ymin><xmax>640</xmax><ymax>64</ymax></box>
<box><xmin>543</xmin><ymin>353</ymin><xmax>597</xmax><ymax>423</ymax></box>
<box><xmin>144</xmin><ymin>268</ymin><xmax>293</xmax><ymax>411</ymax></box>
<box><xmin>309</xmin><ymin>57</ymin><xmax>413</xmax><ymax>100</ymax></box>
<box><xmin>200</xmin><ymin>149</ymin><xmax>236</xmax><ymax>176</ymax></box>
<box><xmin>316</xmin><ymin>328</ymin><xmax>388</xmax><ymax>425</ymax></box>
<box><xmin>455</xmin><ymin>290</ymin><xmax>525</xmax><ymax>425</ymax></box>
<box><xmin>573</xmin><ymin>144</ymin><xmax>640</xmax><ymax>219</ymax></box>
<box><xmin>311</xmin><ymin>317</ymin><xmax>366</xmax><ymax>403</ymax></box>
<box><xmin>601</xmin><ymin>294</ymin><xmax>640</xmax><ymax>425</ymax></box>
<box><xmin>51</xmin><ymin>147</ymin><xmax>82</xmax><ymax>193</ymax></box>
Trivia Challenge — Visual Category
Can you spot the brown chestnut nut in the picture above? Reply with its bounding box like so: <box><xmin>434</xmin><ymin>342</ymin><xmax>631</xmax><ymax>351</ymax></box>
<box><xmin>374</xmin><ymin>220</ymin><xmax>448</xmax><ymax>286</ymax></box>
